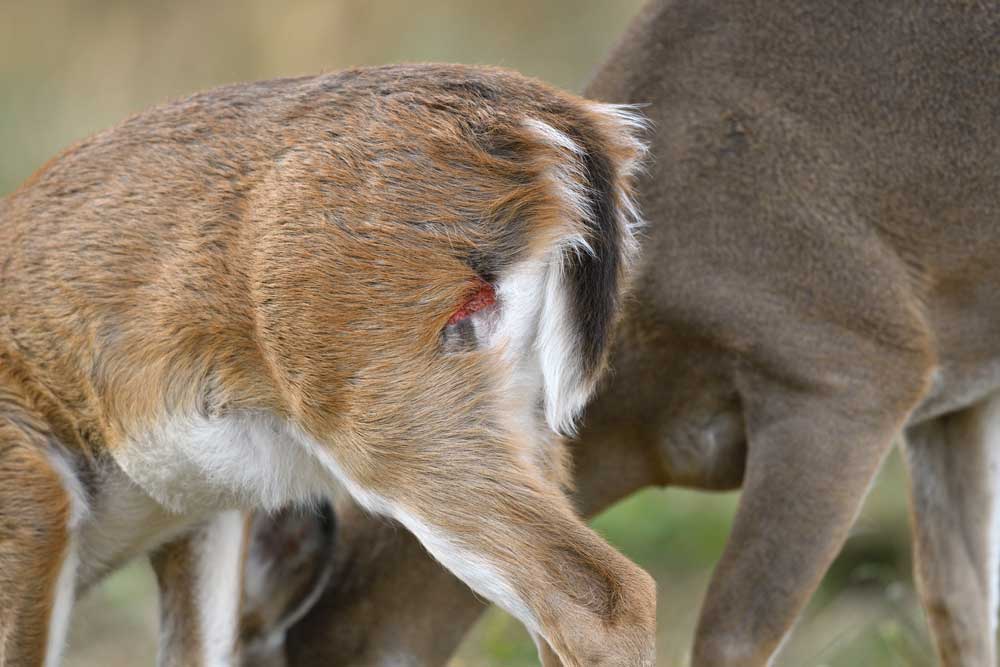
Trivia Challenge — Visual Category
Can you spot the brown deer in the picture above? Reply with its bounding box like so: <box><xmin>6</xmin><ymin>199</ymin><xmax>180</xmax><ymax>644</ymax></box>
<box><xmin>239</xmin><ymin>504</ymin><xmax>336</xmax><ymax>667</ymax></box>
<box><xmin>273</xmin><ymin>1</ymin><xmax>1000</xmax><ymax>666</ymax></box>
<box><xmin>0</xmin><ymin>64</ymin><xmax>653</xmax><ymax>666</ymax></box>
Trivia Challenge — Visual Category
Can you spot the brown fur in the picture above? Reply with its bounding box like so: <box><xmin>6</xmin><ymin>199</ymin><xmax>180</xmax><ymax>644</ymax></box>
<box><xmin>276</xmin><ymin>2</ymin><xmax>1000</xmax><ymax>666</ymax></box>
<box><xmin>0</xmin><ymin>64</ymin><xmax>650</xmax><ymax>665</ymax></box>
<box><xmin>151</xmin><ymin>535</ymin><xmax>208</xmax><ymax>667</ymax></box>
<box><xmin>0</xmin><ymin>370</ymin><xmax>73</xmax><ymax>666</ymax></box>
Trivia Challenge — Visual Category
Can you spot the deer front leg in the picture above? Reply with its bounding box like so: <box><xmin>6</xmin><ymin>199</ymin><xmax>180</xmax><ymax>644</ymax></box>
<box><xmin>904</xmin><ymin>397</ymin><xmax>1000</xmax><ymax>667</ymax></box>
<box><xmin>692</xmin><ymin>367</ymin><xmax>928</xmax><ymax>667</ymax></box>
<box><xmin>151</xmin><ymin>511</ymin><xmax>248</xmax><ymax>667</ymax></box>
<box><xmin>0</xmin><ymin>417</ymin><xmax>85</xmax><ymax>667</ymax></box>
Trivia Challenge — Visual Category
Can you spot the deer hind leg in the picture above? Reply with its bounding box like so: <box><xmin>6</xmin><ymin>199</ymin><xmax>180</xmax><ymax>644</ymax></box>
<box><xmin>904</xmin><ymin>396</ymin><xmax>1000</xmax><ymax>667</ymax></box>
<box><xmin>691</xmin><ymin>356</ymin><xmax>929</xmax><ymax>667</ymax></box>
<box><xmin>0</xmin><ymin>416</ymin><xmax>85</xmax><ymax>667</ymax></box>
<box><xmin>337</xmin><ymin>445</ymin><xmax>656</xmax><ymax>667</ymax></box>
<box><xmin>151</xmin><ymin>511</ymin><xmax>247</xmax><ymax>667</ymax></box>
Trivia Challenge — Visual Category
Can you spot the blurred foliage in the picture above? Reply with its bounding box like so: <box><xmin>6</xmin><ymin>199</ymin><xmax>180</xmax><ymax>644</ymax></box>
<box><xmin>0</xmin><ymin>0</ymin><xmax>644</xmax><ymax>196</ymax></box>
<box><xmin>3</xmin><ymin>2</ymin><xmax>943</xmax><ymax>665</ymax></box>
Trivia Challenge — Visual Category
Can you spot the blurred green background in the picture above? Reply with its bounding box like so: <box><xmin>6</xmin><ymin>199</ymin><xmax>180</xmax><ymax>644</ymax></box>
<box><xmin>3</xmin><ymin>2</ymin><xmax>928</xmax><ymax>665</ymax></box>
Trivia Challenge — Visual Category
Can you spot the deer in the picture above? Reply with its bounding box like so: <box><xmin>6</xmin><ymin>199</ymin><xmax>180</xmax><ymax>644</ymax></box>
<box><xmin>238</xmin><ymin>503</ymin><xmax>336</xmax><ymax>667</ymax></box>
<box><xmin>0</xmin><ymin>63</ymin><xmax>654</xmax><ymax>666</ymax></box>
<box><xmin>266</xmin><ymin>1</ymin><xmax>1000</xmax><ymax>666</ymax></box>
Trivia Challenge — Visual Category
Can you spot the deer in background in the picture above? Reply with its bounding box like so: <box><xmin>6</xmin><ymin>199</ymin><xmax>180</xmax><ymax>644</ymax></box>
<box><xmin>273</xmin><ymin>1</ymin><xmax>1000</xmax><ymax>666</ymax></box>
<box><xmin>238</xmin><ymin>504</ymin><xmax>336</xmax><ymax>667</ymax></box>
<box><xmin>0</xmin><ymin>64</ymin><xmax>652</xmax><ymax>666</ymax></box>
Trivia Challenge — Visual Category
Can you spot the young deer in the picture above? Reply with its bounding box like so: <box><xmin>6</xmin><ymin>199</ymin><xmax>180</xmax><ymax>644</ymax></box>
<box><xmin>273</xmin><ymin>2</ymin><xmax>1000</xmax><ymax>666</ymax></box>
<box><xmin>0</xmin><ymin>64</ymin><xmax>653</xmax><ymax>666</ymax></box>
